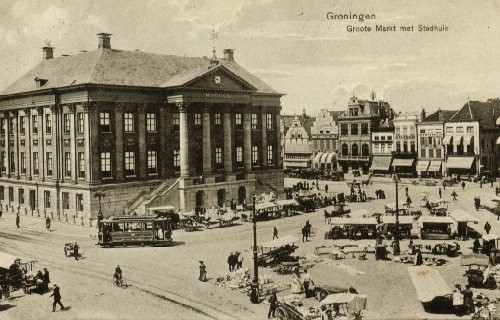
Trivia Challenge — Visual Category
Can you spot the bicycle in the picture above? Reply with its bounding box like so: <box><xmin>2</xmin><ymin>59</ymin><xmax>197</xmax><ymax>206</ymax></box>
<box><xmin>113</xmin><ymin>275</ymin><xmax>123</xmax><ymax>287</ymax></box>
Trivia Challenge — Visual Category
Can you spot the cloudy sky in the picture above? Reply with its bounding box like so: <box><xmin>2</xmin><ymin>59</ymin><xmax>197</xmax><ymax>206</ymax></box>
<box><xmin>0</xmin><ymin>0</ymin><xmax>498</xmax><ymax>115</ymax></box>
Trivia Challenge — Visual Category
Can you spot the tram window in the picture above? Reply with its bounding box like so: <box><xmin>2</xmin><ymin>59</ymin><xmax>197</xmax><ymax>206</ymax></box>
<box><xmin>144</xmin><ymin>222</ymin><xmax>153</xmax><ymax>230</ymax></box>
<box><xmin>129</xmin><ymin>223</ymin><xmax>142</xmax><ymax>231</ymax></box>
<box><xmin>113</xmin><ymin>223</ymin><xmax>122</xmax><ymax>231</ymax></box>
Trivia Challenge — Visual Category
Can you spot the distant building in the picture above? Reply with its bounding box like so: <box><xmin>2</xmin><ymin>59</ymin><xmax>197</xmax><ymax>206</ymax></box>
<box><xmin>338</xmin><ymin>95</ymin><xmax>393</xmax><ymax>173</ymax></box>
<box><xmin>443</xmin><ymin>99</ymin><xmax>500</xmax><ymax>178</ymax></box>
<box><xmin>392</xmin><ymin>113</ymin><xmax>420</xmax><ymax>177</ymax></box>
<box><xmin>416</xmin><ymin>109</ymin><xmax>456</xmax><ymax>178</ymax></box>
<box><xmin>282</xmin><ymin>113</ymin><xmax>314</xmax><ymax>169</ymax></box>
<box><xmin>370</xmin><ymin>119</ymin><xmax>394</xmax><ymax>175</ymax></box>
<box><xmin>310</xmin><ymin>109</ymin><xmax>341</xmax><ymax>170</ymax></box>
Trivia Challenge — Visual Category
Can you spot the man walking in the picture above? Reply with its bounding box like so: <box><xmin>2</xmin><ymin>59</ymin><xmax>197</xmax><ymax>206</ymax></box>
<box><xmin>484</xmin><ymin>222</ymin><xmax>491</xmax><ymax>235</ymax></box>
<box><xmin>302</xmin><ymin>226</ymin><xmax>308</xmax><ymax>242</ymax></box>
<box><xmin>301</xmin><ymin>269</ymin><xmax>314</xmax><ymax>298</ymax></box>
<box><xmin>268</xmin><ymin>293</ymin><xmax>277</xmax><ymax>319</ymax></box>
<box><xmin>73</xmin><ymin>242</ymin><xmax>79</xmax><ymax>261</ymax></box>
<box><xmin>405</xmin><ymin>186</ymin><xmax>409</xmax><ymax>198</ymax></box>
<box><xmin>273</xmin><ymin>226</ymin><xmax>278</xmax><ymax>240</ymax></box>
<box><xmin>325</xmin><ymin>184</ymin><xmax>329</xmax><ymax>193</ymax></box>
<box><xmin>50</xmin><ymin>284</ymin><xmax>64</xmax><ymax>312</ymax></box>
<box><xmin>438</xmin><ymin>187</ymin><xmax>442</xmax><ymax>199</ymax></box>
<box><xmin>451</xmin><ymin>191</ymin><xmax>458</xmax><ymax>201</ymax></box>
<box><xmin>227</xmin><ymin>253</ymin><xmax>234</xmax><ymax>272</ymax></box>
<box><xmin>15</xmin><ymin>213</ymin><xmax>20</xmax><ymax>228</ymax></box>
<box><xmin>462</xmin><ymin>181</ymin><xmax>466</xmax><ymax>190</ymax></box>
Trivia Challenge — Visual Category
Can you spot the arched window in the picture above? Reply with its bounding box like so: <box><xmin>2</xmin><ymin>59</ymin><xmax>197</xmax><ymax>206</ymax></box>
<box><xmin>341</xmin><ymin>144</ymin><xmax>349</xmax><ymax>156</ymax></box>
<box><xmin>352</xmin><ymin>144</ymin><xmax>359</xmax><ymax>157</ymax></box>
<box><xmin>362</xmin><ymin>144</ymin><xmax>369</xmax><ymax>156</ymax></box>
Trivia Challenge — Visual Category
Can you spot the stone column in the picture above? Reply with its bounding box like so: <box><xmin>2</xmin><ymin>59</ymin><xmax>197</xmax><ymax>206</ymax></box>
<box><xmin>178</xmin><ymin>102</ymin><xmax>190</xmax><ymax>178</ymax></box>
<box><xmin>138</xmin><ymin>104</ymin><xmax>147</xmax><ymax>178</ymax></box>
<box><xmin>159</xmin><ymin>104</ymin><xmax>168</xmax><ymax>177</ymax></box>
<box><xmin>223</xmin><ymin>111</ymin><xmax>233</xmax><ymax>175</ymax></box>
<box><xmin>69</xmin><ymin>104</ymin><xmax>77</xmax><ymax>182</ymax></box>
<box><xmin>13</xmin><ymin>111</ymin><xmax>20</xmax><ymax>179</ymax></box>
<box><xmin>37</xmin><ymin>107</ymin><xmax>45</xmax><ymax>181</ymax></box>
<box><xmin>202</xmin><ymin>104</ymin><xmax>212</xmax><ymax>176</ymax></box>
<box><xmin>4</xmin><ymin>112</ymin><xmax>11</xmax><ymax>178</ymax></box>
<box><xmin>25</xmin><ymin>109</ymin><xmax>32</xmax><ymax>179</ymax></box>
<box><xmin>114</xmin><ymin>103</ymin><xmax>124</xmax><ymax>181</ymax></box>
<box><xmin>275</xmin><ymin>109</ymin><xmax>282</xmax><ymax>167</ymax></box>
<box><xmin>83</xmin><ymin>102</ymin><xmax>100</xmax><ymax>182</ymax></box>
<box><xmin>243</xmin><ymin>111</ymin><xmax>252</xmax><ymax>173</ymax></box>
<box><xmin>260</xmin><ymin>110</ymin><xmax>268</xmax><ymax>169</ymax></box>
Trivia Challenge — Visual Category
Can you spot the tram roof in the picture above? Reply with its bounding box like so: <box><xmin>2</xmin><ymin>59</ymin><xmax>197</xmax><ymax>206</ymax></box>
<box><xmin>101</xmin><ymin>215</ymin><xmax>171</xmax><ymax>223</ymax></box>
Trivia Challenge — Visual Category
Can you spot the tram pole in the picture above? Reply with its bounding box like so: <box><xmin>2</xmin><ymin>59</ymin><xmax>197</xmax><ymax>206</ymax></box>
<box><xmin>250</xmin><ymin>193</ymin><xmax>260</xmax><ymax>304</ymax></box>
<box><xmin>393</xmin><ymin>172</ymin><xmax>401</xmax><ymax>256</ymax></box>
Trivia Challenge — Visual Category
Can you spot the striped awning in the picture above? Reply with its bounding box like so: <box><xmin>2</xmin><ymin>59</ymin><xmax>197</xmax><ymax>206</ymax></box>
<box><xmin>464</xmin><ymin>135</ymin><xmax>473</xmax><ymax>145</ymax></box>
<box><xmin>320</xmin><ymin>153</ymin><xmax>329</xmax><ymax>163</ymax></box>
<box><xmin>428</xmin><ymin>161</ymin><xmax>443</xmax><ymax>172</ymax></box>
<box><xmin>452</xmin><ymin>136</ymin><xmax>463</xmax><ymax>146</ymax></box>
<box><xmin>313</xmin><ymin>152</ymin><xmax>324</xmax><ymax>164</ymax></box>
<box><xmin>326</xmin><ymin>152</ymin><xmax>336</xmax><ymax>163</ymax></box>
<box><xmin>370</xmin><ymin>155</ymin><xmax>392</xmax><ymax>171</ymax></box>
<box><xmin>416</xmin><ymin>160</ymin><xmax>430</xmax><ymax>172</ymax></box>
<box><xmin>443</xmin><ymin>135</ymin><xmax>452</xmax><ymax>144</ymax></box>
<box><xmin>392</xmin><ymin>158</ymin><xmax>414</xmax><ymax>167</ymax></box>
<box><xmin>446</xmin><ymin>156</ymin><xmax>474</xmax><ymax>169</ymax></box>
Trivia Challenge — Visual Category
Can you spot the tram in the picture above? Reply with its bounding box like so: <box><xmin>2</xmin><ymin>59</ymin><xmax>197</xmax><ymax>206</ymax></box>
<box><xmin>98</xmin><ymin>215</ymin><xmax>173</xmax><ymax>247</ymax></box>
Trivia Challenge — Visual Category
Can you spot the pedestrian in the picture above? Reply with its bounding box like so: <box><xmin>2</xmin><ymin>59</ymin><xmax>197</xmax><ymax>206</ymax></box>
<box><xmin>267</xmin><ymin>293</ymin><xmax>277</xmax><ymax>319</ymax></box>
<box><xmin>438</xmin><ymin>187</ymin><xmax>442</xmax><ymax>199</ymax></box>
<box><xmin>452</xmin><ymin>285</ymin><xmax>464</xmax><ymax>316</ymax></box>
<box><xmin>227</xmin><ymin>252</ymin><xmax>234</xmax><ymax>272</ymax></box>
<box><xmin>301</xmin><ymin>269</ymin><xmax>314</xmax><ymax>298</ymax></box>
<box><xmin>43</xmin><ymin>268</ymin><xmax>50</xmax><ymax>285</ymax></box>
<box><xmin>415</xmin><ymin>249</ymin><xmax>423</xmax><ymax>266</ymax></box>
<box><xmin>198</xmin><ymin>261</ymin><xmax>207</xmax><ymax>282</ymax></box>
<box><xmin>0</xmin><ymin>207</ymin><xmax>3</xmax><ymax>218</ymax></box>
<box><xmin>480</xmin><ymin>179</ymin><xmax>482</xmax><ymax>189</ymax></box>
<box><xmin>451</xmin><ymin>191</ymin><xmax>458</xmax><ymax>201</ymax></box>
<box><xmin>473</xmin><ymin>239</ymin><xmax>480</xmax><ymax>253</ymax></box>
<box><xmin>230</xmin><ymin>198</ymin><xmax>235</xmax><ymax>210</ymax></box>
<box><xmin>273</xmin><ymin>226</ymin><xmax>278</xmax><ymax>240</ymax></box>
<box><xmin>16</xmin><ymin>213</ymin><xmax>20</xmax><ymax>228</ymax></box>
<box><xmin>406</xmin><ymin>196</ymin><xmax>412</xmax><ymax>208</ymax></box>
<box><xmin>305</xmin><ymin>220</ymin><xmax>311</xmax><ymax>237</ymax></box>
<box><xmin>73</xmin><ymin>242</ymin><xmax>79</xmax><ymax>261</ymax></box>
<box><xmin>237</xmin><ymin>252</ymin><xmax>243</xmax><ymax>269</ymax></box>
<box><xmin>350</xmin><ymin>185</ymin><xmax>355</xmax><ymax>196</ymax></box>
<box><xmin>325</xmin><ymin>184</ymin><xmax>329</xmax><ymax>193</ymax></box>
<box><xmin>461</xmin><ymin>181</ymin><xmax>466</xmax><ymax>190</ymax></box>
<box><xmin>405</xmin><ymin>186</ymin><xmax>409</xmax><ymax>198</ymax></box>
<box><xmin>474</xmin><ymin>197</ymin><xmax>480</xmax><ymax>211</ymax></box>
<box><xmin>46</xmin><ymin>217</ymin><xmax>51</xmax><ymax>230</ymax></box>
<box><xmin>462</xmin><ymin>285</ymin><xmax>474</xmax><ymax>314</ymax></box>
<box><xmin>302</xmin><ymin>226</ymin><xmax>308</xmax><ymax>242</ymax></box>
<box><xmin>490</xmin><ymin>248</ymin><xmax>496</xmax><ymax>266</ymax></box>
<box><xmin>484</xmin><ymin>222</ymin><xmax>491</xmax><ymax>235</ymax></box>
<box><xmin>443</xmin><ymin>181</ymin><xmax>446</xmax><ymax>191</ymax></box>
<box><xmin>50</xmin><ymin>284</ymin><xmax>65</xmax><ymax>312</ymax></box>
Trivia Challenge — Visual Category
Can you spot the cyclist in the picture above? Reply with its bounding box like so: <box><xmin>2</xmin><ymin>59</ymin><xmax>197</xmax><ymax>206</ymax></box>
<box><xmin>113</xmin><ymin>265</ymin><xmax>122</xmax><ymax>285</ymax></box>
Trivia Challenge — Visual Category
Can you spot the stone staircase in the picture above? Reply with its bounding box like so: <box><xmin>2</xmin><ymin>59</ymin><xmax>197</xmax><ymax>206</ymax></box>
<box><xmin>127</xmin><ymin>179</ymin><xmax>179</xmax><ymax>215</ymax></box>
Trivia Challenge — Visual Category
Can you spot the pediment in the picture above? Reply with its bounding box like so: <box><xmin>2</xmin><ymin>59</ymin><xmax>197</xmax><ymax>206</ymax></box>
<box><xmin>184</xmin><ymin>65</ymin><xmax>257</xmax><ymax>92</ymax></box>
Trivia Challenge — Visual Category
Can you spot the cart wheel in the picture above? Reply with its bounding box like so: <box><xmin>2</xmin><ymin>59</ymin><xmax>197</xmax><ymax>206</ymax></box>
<box><xmin>64</xmin><ymin>248</ymin><xmax>68</xmax><ymax>257</ymax></box>
<box><xmin>275</xmin><ymin>307</ymin><xmax>288</xmax><ymax>320</ymax></box>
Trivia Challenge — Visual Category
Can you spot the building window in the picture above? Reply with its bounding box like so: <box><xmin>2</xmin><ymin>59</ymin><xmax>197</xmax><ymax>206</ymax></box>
<box><xmin>124</xmin><ymin>151</ymin><xmax>135</xmax><ymax>176</ymax></box>
<box><xmin>9</xmin><ymin>187</ymin><xmax>14</xmax><ymax>202</ymax></box>
<box><xmin>436</xmin><ymin>148</ymin><xmax>442</xmax><ymax>158</ymax></box>
<box><xmin>99</xmin><ymin>112</ymin><xmax>111</xmax><ymax>132</ymax></box>
<box><xmin>374</xmin><ymin>136</ymin><xmax>380</xmax><ymax>141</ymax></box>
<box><xmin>214</xmin><ymin>113</ymin><xmax>222</xmax><ymax>125</ymax></box>
<box><xmin>1</xmin><ymin>119</ymin><xmax>5</xmax><ymax>135</ymax></box>
<box><xmin>410</xmin><ymin>141</ymin><xmax>416</xmax><ymax>153</ymax></box>
<box><xmin>350</xmin><ymin>124</ymin><xmax>358</xmax><ymax>135</ymax></box>
<box><xmin>267</xmin><ymin>145</ymin><xmax>273</xmax><ymax>164</ymax></box>
<box><xmin>395</xmin><ymin>127</ymin><xmax>400</xmax><ymax>136</ymax></box>
<box><xmin>173</xmin><ymin>150</ymin><xmax>180</xmax><ymax>167</ymax></box>
<box><xmin>410</xmin><ymin>126</ymin><xmax>415</xmax><ymax>135</ymax></box>
<box><xmin>46</xmin><ymin>152</ymin><xmax>53</xmax><ymax>176</ymax></box>
<box><xmin>235</xmin><ymin>113</ymin><xmax>242</xmax><ymax>126</ymax></box>
<box><xmin>0</xmin><ymin>186</ymin><xmax>3</xmax><ymax>201</ymax></box>
<box><xmin>32</xmin><ymin>115</ymin><xmax>38</xmax><ymax>134</ymax></box>
<box><xmin>340</xmin><ymin>124</ymin><xmax>348</xmax><ymax>135</ymax></box>
<box><xmin>124</xmin><ymin>113</ymin><xmax>134</xmax><ymax>132</ymax></box>
<box><xmin>446</xmin><ymin>127</ymin><xmax>453</xmax><ymax>133</ymax></box>
<box><xmin>361</xmin><ymin>123</ymin><xmax>368</xmax><ymax>135</ymax></box>
<box><xmin>352</xmin><ymin>144</ymin><xmax>359</xmax><ymax>157</ymax></box>
<box><xmin>77</xmin><ymin>113</ymin><xmax>84</xmax><ymax>133</ymax></box>
<box><xmin>251</xmin><ymin>114</ymin><xmax>258</xmax><ymax>130</ymax></box>
<box><xmin>236</xmin><ymin>146</ymin><xmax>243</xmax><ymax>163</ymax></box>
<box><xmin>456</xmin><ymin>127</ymin><xmax>463</xmax><ymax>133</ymax></box>
<box><xmin>146</xmin><ymin>113</ymin><xmax>157</xmax><ymax>132</ymax></box>
<box><xmin>341</xmin><ymin>144</ymin><xmax>348</xmax><ymax>156</ymax></box>
<box><xmin>251</xmin><ymin>145</ymin><xmax>259</xmax><ymax>164</ymax></box>
<box><xmin>428</xmin><ymin>148</ymin><xmax>434</xmax><ymax>158</ymax></box>
<box><xmin>64</xmin><ymin>152</ymin><xmax>71</xmax><ymax>177</ymax></box>
<box><xmin>396</xmin><ymin>143</ymin><xmax>401</xmax><ymax>153</ymax></box>
<box><xmin>173</xmin><ymin>113</ymin><xmax>180</xmax><ymax>126</ymax></box>
<box><xmin>194</xmin><ymin>113</ymin><xmax>202</xmax><ymax>125</ymax></box>
<box><xmin>21</xmin><ymin>152</ymin><xmax>26</xmax><ymax>174</ymax></box>
<box><xmin>46</xmin><ymin>114</ymin><xmax>52</xmax><ymax>134</ymax></box>
<box><xmin>380</xmin><ymin>144</ymin><xmax>385</xmax><ymax>153</ymax></box>
<box><xmin>44</xmin><ymin>191</ymin><xmax>51</xmax><ymax>208</ymax></box>
<box><xmin>20</xmin><ymin>116</ymin><xmax>26</xmax><ymax>134</ymax></box>
<box><xmin>147</xmin><ymin>151</ymin><xmax>157</xmax><ymax>174</ymax></box>
<box><xmin>100</xmin><ymin>152</ymin><xmax>112</xmax><ymax>178</ymax></box>
<box><xmin>78</xmin><ymin>152</ymin><xmax>85</xmax><ymax>178</ymax></box>
<box><xmin>215</xmin><ymin>147</ymin><xmax>223</xmax><ymax>164</ymax></box>
<box><xmin>19</xmin><ymin>189</ymin><xmax>24</xmax><ymax>205</ymax></box>
<box><xmin>10</xmin><ymin>152</ymin><xmax>15</xmax><ymax>173</ymax></box>
<box><xmin>64</xmin><ymin>114</ymin><xmax>70</xmax><ymax>133</ymax></box>
<box><xmin>421</xmin><ymin>148</ymin><xmax>426</xmax><ymax>158</ymax></box>
<box><xmin>1</xmin><ymin>152</ymin><xmax>5</xmax><ymax>172</ymax></box>
<box><xmin>33</xmin><ymin>152</ymin><xmax>39</xmax><ymax>175</ymax></box>
<box><xmin>76</xmin><ymin>194</ymin><xmax>84</xmax><ymax>212</ymax></box>
<box><xmin>420</xmin><ymin>137</ymin><xmax>426</xmax><ymax>146</ymax></box>
<box><xmin>403</xmin><ymin>141</ymin><xmax>408</xmax><ymax>153</ymax></box>
<box><xmin>62</xmin><ymin>192</ymin><xmax>69</xmax><ymax>210</ymax></box>
<box><xmin>466</xmin><ymin>126</ymin><xmax>473</xmax><ymax>132</ymax></box>
<box><xmin>266</xmin><ymin>114</ymin><xmax>273</xmax><ymax>130</ymax></box>
<box><xmin>361</xmin><ymin>144</ymin><xmax>369</xmax><ymax>156</ymax></box>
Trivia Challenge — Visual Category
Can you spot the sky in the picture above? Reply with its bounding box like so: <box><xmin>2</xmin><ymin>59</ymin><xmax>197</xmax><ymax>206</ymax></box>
<box><xmin>0</xmin><ymin>0</ymin><xmax>498</xmax><ymax>116</ymax></box>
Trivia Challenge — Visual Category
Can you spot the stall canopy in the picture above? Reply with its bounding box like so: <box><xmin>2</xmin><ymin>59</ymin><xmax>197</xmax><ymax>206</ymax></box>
<box><xmin>452</xmin><ymin>136</ymin><xmax>463</xmax><ymax>146</ymax></box>
<box><xmin>326</xmin><ymin>152</ymin><xmax>336</xmax><ymax>164</ymax></box>
<box><xmin>275</xmin><ymin>199</ymin><xmax>298</xmax><ymax>207</ymax></box>
<box><xmin>381</xmin><ymin>216</ymin><xmax>414</xmax><ymax>225</ymax></box>
<box><xmin>255</xmin><ymin>202</ymin><xmax>278</xmax><ymax>211</ymax></box>
<box><xmin>443</xmin><ymin>135</ymin><xmax>452</xmax><ymax>145</ymax></box>
<box><xmin>418</xmin><ymin>216</ymin><xmax>454</xmax><ymax>225</ymax></box>
<box><xmin>497</xmin><ymin>137</ymin><xmax>500</xmax><ymax>145</ymax></box>
<box><xmin>416</xmin><ymin>161</ymin><xmax>430</xmax><ymax>172</ymax></box>
<box><xmin>461</xmin><ymin>253</ymin><xmax>489</xmax><ymax>267</ymax></box>
<box><xmin>463</xmin><ymin>135</ymin><xmax>473</xmax><ymax>145</ymax></box>
<box><xmin>350</xmin><ymin>209</ymin><xmax>371</xmax><ymax>217</ymax></box>
<box><xmin>370</xmin><ymin>155</ymin><xmax>392</xmax><ymax>171</ymax></box>
<box><xmin>408</xmin><ymin>266</ymin><xmax>452</xmax><ymax>303</ymax></box>
<box><xmin>314</xmin><ymin>152</ymin><xmax>324</xmax><ymax>164</ymax></box>
<box><xmin>446</xmin><ymin>156</ymin><xmax>475</xmax><ymax>169</ymax></box>
<box><xmin>427</xmin><ymin>161</ymin><xmax>443</xmax><ymax>172</ymax></box>
<box><xmin>329</xmin><ymin>218</ymin><xmax>378</xmax><ymax>225</ymax></box>
<box><xmin>392</xmin><ymin>158</ymin><xmax>414</xmax><ymax>167</ymax></box>
<box><xmin>148</xmin><ymin>205</ymin><xmax>176</xmax><ymax>211</ymax></box>
<box><xmin>482</xmin><ymin>234</ymin><xmax>500</xmax><ymax>241</ymax></box>
<box><xmin>260</xmin><ymin>235</ymin><xmax>298</xmax><ymax>248</ymax></box>
<box><xmin>449</xmin><ymin>209</ymin><xmax>479</xmax><ymax>223</ymax></box>
<box><xmin>0</xmin><ymin>252</ymin><xmax>21</xmax><ymax>269</ymax></box>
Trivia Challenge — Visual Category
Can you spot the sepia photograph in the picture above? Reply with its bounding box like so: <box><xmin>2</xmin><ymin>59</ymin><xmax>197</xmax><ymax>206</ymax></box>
<box><xmin>0</xmin><ymin>0</ymin><xmax>499</xmax><ymax>319</ymax></box>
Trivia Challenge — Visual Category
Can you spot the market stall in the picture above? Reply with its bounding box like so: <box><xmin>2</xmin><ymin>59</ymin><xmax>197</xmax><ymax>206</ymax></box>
<box><xmin>418</xmin><ymin>216</ymin><xmax>454</xmax><ymax>240</ymax></box>
<box><xmin>275</xmin><ymin>199</ymin><xmax>299</xmax><ymax>217</ymax></box>
<box><xmin>253</xmin><ymin>202</ymin><xmax>279</xmax><ymax>221</ymax></box>
<box><xmin>380</xmin><ymin>216</ymin><xmax>415</xmax><ymax>239</ymax></box>
<box><xmin>449</xmin><ymin>209</ymin><xmax>479</xmax><ymax>239</ymax></box>
<box><xmin>326</xmin><ymin>218</ymin><xmax>378</xmax><ymax>240</ymax></box>
<box><xmin>257</xmin><ymin>235</ymin><xmax>298</xmax><ymax>267</ymax></box>
<box><xmin>408</xmin><ymin>266</ymin><xmax>452</xmax><ymax>308</ymax></box>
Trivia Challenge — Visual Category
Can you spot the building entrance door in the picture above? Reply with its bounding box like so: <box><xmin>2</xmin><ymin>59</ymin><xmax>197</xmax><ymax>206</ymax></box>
<box><xmin>29</xmin><ymin>190</ymin><xmax>36</xmax><ymax>210</ymax></box>
<box><xmin>217</xmin><ymin>189</ymin><xmax>226</xmax><ymax>207</ymax></box>
<box><xmin>238</xmin><ymin>186</ymin><xmax>246</xmax><ymax>204</ymax></box>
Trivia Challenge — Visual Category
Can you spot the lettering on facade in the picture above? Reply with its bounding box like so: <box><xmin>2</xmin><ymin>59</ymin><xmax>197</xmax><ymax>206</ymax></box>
<box><xmin>205</xmin><ymin>92</ymin><xmax>231</xmax><ymax>99</ymax></box>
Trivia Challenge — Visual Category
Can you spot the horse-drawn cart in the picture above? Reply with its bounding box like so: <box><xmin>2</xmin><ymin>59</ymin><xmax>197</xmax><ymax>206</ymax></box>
<box><xmin>257</xmin><ymin>235</ymin><xmax>298</xmax><ymax>267</ymax></box>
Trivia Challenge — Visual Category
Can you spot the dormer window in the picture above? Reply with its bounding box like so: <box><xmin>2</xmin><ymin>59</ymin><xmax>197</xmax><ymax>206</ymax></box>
<box><xmin>35</xmin><ymin>77</ymin><xmax>48</xmax><ymax>88</ymax></box>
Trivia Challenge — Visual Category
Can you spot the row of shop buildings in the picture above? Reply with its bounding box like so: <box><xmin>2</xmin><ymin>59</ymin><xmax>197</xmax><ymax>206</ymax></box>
<box><xmin>282</xmin><ymin>95</ymin><xmax>500</xmax><ymax>178</ymax></box>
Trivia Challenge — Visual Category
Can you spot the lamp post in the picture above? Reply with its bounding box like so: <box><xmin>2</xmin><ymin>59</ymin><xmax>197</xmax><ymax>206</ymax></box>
<box><xmin>250</xmin><ymin>193</ymin><xmax>260</xmax><ymax>304</ymax></box>
<box><xmin>94</xmin><ymin>189</ymin><xmax>106</xmax><ymax>228</ymax></box>
<box><xmin>393</xmin><ymin>172</ymin><xmax>401</xmax><ymax>256</ymax></box>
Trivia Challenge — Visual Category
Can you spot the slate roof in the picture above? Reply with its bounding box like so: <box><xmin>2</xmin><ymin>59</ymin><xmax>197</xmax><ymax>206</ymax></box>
<box><xmin>0</xmin><ymin>48</ymin><xmax>278</xmax><ymax>96</ymax></box>
<box><xmin>282</xmin><ymin>114</ymin><xmax>316</xmax><ymax>136</ymax></box>
<box><xmin>450</xmin><ymin>99</ymin><xmax>500</xmax><ymax>129</ymax></box>
<box><xmin>422</xmin><ymin>109</ymin><xmax>457</xmax><ymax>122</ymax></box>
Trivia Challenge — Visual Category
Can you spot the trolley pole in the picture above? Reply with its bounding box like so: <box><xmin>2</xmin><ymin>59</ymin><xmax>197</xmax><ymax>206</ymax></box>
<box><xmin>393</xmin><ymin>173</ymin><xmax>401</xmax><ymax>255</ymax></box>
<box><xmin>250</xmin><ymin>193</ymin><xmax>260</xmax><ymax>304</ymax></box>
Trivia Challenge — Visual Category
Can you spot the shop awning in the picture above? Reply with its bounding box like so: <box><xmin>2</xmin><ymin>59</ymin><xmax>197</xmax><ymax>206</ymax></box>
<box><xmin>464</xmin><ymin>135</ymin><xmax>473</xmax><ymax>145</ymax></box>
<box><xmin>285</xmin><ymin>161</ymin><xmax>309</xmax><ymax>168</ymax></box>
<box><xmin>428</xmin><ymin>161</ymin><xmax>443</xmax><ymax>172</ymax></box>
<box><xmin>408</xmin><ymin>266</ymin><xmax>452</xmax><ymax>303</ymax></box>
<box><xmin>381</xmin><ymin>216</ymin><xmax>414</xmax><ymax>225</ymax></box>
<box><xmin>392</xmin><ymin>158</ymin><xmax>414</xmax><ymax>167</ymax></box>
<box><xmin>329</xmin><ymin>218</ymin><xmax>378</xmax><ymax>226</ymax></box>
<box><xmin>443</xmin><ymin>135</ymin><xmax>452</xmax><ymax>144</ymax></box>
<box><xmin>320</xmin><ymin>153</ymin><xmax>329</xmax><ymax>163</ymax></box>
<box><xmin>497</xmin><ymin>137</ymin><xmax>500</xmax><ymax>145</ymax></box>
<box><xmin>370</xmin><ymin>155</ymin><xmax>392</xmax><ymax>171</ymax></box>
<box><xmin>461</xmin><ymin>253</ymin><xmax>489</xmax><ymax>267</ymax></box>
<box><xmin>325</xmin><ymin>152</ymin><xmax>336</xmax><ymax>163</ymax></box>
<box><xmin>0</xmin><ymin>252</ymin><xmax>21</xmax><ymax>269</ymax></box>
<box><xmin>418</xmin><ymin>216</ymin><xmax>454</xmax><ymax>225</ymax></box>
<box><xmin>446</xmin><ymin>156</ymin><xmax>475</xmax><ymax>169</ymax></box>
<box><xmin>275</xmin><ymin>199</ymin><xmax>298</xmax><ymax>207</ymax></box>
<box><xmin>416</xmin><ymin>160</ymin><xmax>430</xmax><ymax>172</ymax></box>
<box><xmin>449</xmin><ymin>209</ymin><xmax>479</xmax><ymax>223</ymax></box>
<box><xmin>452</xmin><ymin>136</ymin><xmax>463</xmax><ymax>146</ymax></box>
<box><xmin>255</xmin><ymin>202</ymin><xmax>278</xmax><ymax>211</ymax></box>
<box><xmin>313</xmin><ymin>153</ymin><xmax>324</xmax><ymax>164</ymax></box>
<box><xmin>260</xmin><ymin>235</ymin><xmax>298</xmax><ymax>248</ymax></box>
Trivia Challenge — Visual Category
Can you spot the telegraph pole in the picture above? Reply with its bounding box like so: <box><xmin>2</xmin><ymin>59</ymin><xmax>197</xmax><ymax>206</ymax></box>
<box><xmin>250</xmin><ymin>193</ymin><xmax>260</xmax><ymax>303</ymax></box>
<box><xmin>393</xmin><ymin>173</ymin><xmax>401</xmax><ymax>255</ymax></box>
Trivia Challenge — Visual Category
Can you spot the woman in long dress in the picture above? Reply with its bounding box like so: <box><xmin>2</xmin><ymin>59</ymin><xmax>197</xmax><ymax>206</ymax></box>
<box><xmin>198</xmin><ymin>261</ymin><xmax>207</xmax><ymax>282</ymax></box>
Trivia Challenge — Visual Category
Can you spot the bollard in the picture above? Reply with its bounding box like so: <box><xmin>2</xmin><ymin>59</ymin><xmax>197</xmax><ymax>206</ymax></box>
<box><xmin>65</xmin><ymin>214</ymin><xmax>68</xmax><ymax>222</ymax></box>
<box><xmin>50</xmin><ymin>211</ymin><xmax>53</xmax><ymax>220</ymax></box>
<box><xmin>44</xmin><ymin>209</ymin><xmax>47</xmax><ymax>218</ymax></box>
<box><xmin>73</xmin><ymin>215</ymin><xmax>76</xmax><ymax>223</ymax></box>
<box><xmin>37</xmin><ymin>209</ymin><xmax>40</xmax><ymax>217</ymax></box>
<box><xmin>81</xmin><ymin>216</ymin><xmax>84</xmax><ymax>226</ymax></box>
<box><xmin>24</xmin><ymin>207</ymin><xmax>27</xmax><ymax>215</ymax></box>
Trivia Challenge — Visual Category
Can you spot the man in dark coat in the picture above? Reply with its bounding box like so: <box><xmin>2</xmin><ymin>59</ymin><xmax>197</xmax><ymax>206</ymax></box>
<box><xmin>50</xmin><ymin>284</ymin><xmax>64</xmax><ymax>312</ymax></box>
<box><xmin>273</xmin><ymin>227</ymin><xmax>279</xmax><ymax>240</ymax></box>
<box><xmin>268</xmin><ymin>293</ymin><xmax>277</xmax><ymax>319</ymax></box>
<box><xmin>462</xmin><ymin>285</ymin><xmax>474</xmax><ymax>314</ymax></box>
<box><xmin>484</xmin><ymin>222</ymin><xmax>492</xmax><ymax>235</ymax></box>
<box><xmin>302</xmin><ymin>226</ymin><xmax>308</xmax><ymax>242</ymax></box>
<box><xmin>16</xmin><ymin>213</ymin><xmax>20</xmax><ymax>228</ymax></box>
<box><xmin>227</xmin><ymin>253</ymin><xmax>234</xmax><ymax>272</ymax></box>
<box><xmin>73</xmin><ymin>242</ymin><xmax>79</xmax><ymax>261</ymax></box>
<box><xmin>438</xmin><ymin>187</ymin><xmax>442</xmax><ymax>199</ymax></box>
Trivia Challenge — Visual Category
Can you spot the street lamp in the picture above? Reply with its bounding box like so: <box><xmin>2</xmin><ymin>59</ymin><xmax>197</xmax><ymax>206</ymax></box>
<box><xmin>393</xmin><ymin>172</ymin><xmax>401</xmax><ymax>256</ymax></box>
<box><xmin>250</xmin><ymin>192</ymin><xmax>260</xmax><ymax>304</ymax></box>
<box><xmin>94</xmin><ymin>189</ymin><xmax>106</xmax><ymax>228</ymax></box>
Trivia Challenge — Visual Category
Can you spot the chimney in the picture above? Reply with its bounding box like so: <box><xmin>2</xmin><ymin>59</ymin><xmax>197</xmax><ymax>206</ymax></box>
<box><xmin>223</xmin><ymin>49</ymin><xmax>234</xmax><ymax>61</ymax></box>
<box><xmin>42</xmin><ymin>46</ymin><xmax>54</xmax><ymax>60</ymax></box>
<box><xmin>97</xmin><ymin>33</ymin><xmax>112</xmax><ymax>49</ymax></box>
